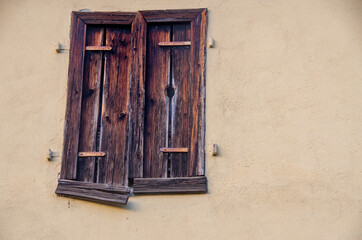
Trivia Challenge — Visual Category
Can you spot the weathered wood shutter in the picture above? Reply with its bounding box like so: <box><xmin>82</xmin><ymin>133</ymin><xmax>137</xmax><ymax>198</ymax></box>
<box><xmin>129</xmin><ymin>9</ymin><xmax>208</xmax><ymax>193</ymax></box>
<box><xmin>56</xmin><ymin>12</ymin><xmax>137</xmax><ymax>205</ymax></box>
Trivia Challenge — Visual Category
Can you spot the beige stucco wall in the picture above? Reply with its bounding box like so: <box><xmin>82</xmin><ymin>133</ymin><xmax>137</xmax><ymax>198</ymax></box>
<box><xmin>1</xmin><ymin>0</ymin><xmax>361</xmax><ymax>239</ymax></box>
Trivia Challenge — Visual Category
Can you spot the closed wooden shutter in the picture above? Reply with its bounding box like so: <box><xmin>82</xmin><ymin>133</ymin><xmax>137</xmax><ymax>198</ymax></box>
<box><xmin>56</xmin><ymin>12</ymin><xmax>136</xmax><ymax>205</ymax></box>
<box><xmin>56</xmin><ymin>10</ymin><xmax>208</xmax><ymax>205</ymax></box>
<box><xmin>129</xmin><ymin>9</ymin><xmax>208</xmax><ymax>193</ymax></box>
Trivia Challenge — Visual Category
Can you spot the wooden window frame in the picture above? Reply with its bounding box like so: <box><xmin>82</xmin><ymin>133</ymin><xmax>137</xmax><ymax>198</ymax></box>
<box><xmin>56</xmin><ymin>9</ymin><xmax>207</xmax><ymax>206</ymax></box>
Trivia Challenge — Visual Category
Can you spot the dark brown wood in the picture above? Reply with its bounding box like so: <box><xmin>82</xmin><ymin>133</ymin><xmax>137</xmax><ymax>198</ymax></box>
<box><xmin>188</xmin><ymin>9</ymin><xmax>207</xmax><ymax>176</ymax></box>
<box><xmin>75</xmin><ymin>11</ymin><xmax>137</xmax><ymax>25</ymax></box>
<box><xmin>85</xmin><ymin>46</ymin><xmax>112</xmax><ymax>51</ymax></box>
<box><xmin>140</xmin><ymin>9</ymin><xmax>205</xmax><ymax>23</ymax></box>
<box><xmin>159</xmin><ymin>41</ymin><xmax>191</xmax><ymax>46</ymax></box>
<box><xmin>60</xmin><ymin>12</ymin><xmax>86</xmax><ymax>180</ymax></box>
<box><xmin>128</xmin><ymin>13</ymin><xmax>147</xmax><ymax>178</ymax></box>
<box><xmin>160</xmin><ymin>148</ymin><xmax>188</xmax><ymax>153</ymax></box>
<box><xmin>76</xmin><ymin>26</ymin><xmax>104</xmax><ymax>182</ymax></box>
<box><xmin>78</xmin><ymin>152</ymin><xmax>106</xmax><ymax>157</ymax></box>
<box><xmin>133</xmin><ymin>176</ymin><xmax>207</xmax><ymax>193</ymax></box>
<box><xmin>170</xmin><ymin>23</ymin><xmax>191</xmax><ymax>177</ymax></box>
<box><xmin>56</xmin><ymin>179</ymin><xmax>129</xmax><ymax>205</ymax></box>
<box><xmin>57</xmin><ymin>179</ymin><xmax>129</xmax><ymax>193</ymax></box>
<box><xmin>97</xmin><ymin>26</ymin><xmax>132</xmax><ymax>186</ymax></box>
<box><xmin>60</xmin><ymin>9</ymin><xmax>208</xmax><ymax>200</ymax></box>
<box><xmin>144</xmin><ymin>24</ymin><xmax>171</xmax><ymax>178</ymax></box>
<box><xmin>137</xmin><ymin>10</ymin><xmax>207</xmax><ymax>180</ymax></box>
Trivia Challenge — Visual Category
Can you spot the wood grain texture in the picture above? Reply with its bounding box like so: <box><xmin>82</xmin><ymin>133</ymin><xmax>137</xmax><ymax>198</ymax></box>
<box><xmin>133</xmin><ymin>176</ymin><xmax>207</xmax><ymax>193</ymax></box>
<box><xmin>140</xmin><ymin>9</ymin><xmax>205</xmax><ymax>23</ymax></box>
<box><xmin>60</xmin><ymin>12</ymin><xmax>86</xmax><ymax>180</ymax></box>
<box><xmin>60</xmin><ymin>10</ymin><xmax>208</xmax><ymax>198</ymax></box>
<box><xmin>128</xmin><ymin>13</ymin><xmax>147</xmax><ymax>178</ymax></box>
<box><xmin>97</xmin><ymin>26</ymin><xmax>132</xmax><ymax>186</ymax></box>
<box><xmin>160</xmin><ymin>148</ymin><xmax>188</xmax><ymax>153</ymax></box>
<box><xmin>75</xmin><ymin>11</ymin><xmax>136</xmax><ymax>25</ymax></box>
<box><xmin>170</xmin><ymin>23</ymin><xmax>191</xmax><ymax>177</ymax></box>
<box><xmin>144</xmin><ymin>24</ymin><xmax>171</xmax><ymax>178</ymax></box>
<box><xmin>159</xmin><ymin>41</ymin><xmax>191</xmax><ymax>46</ymax></box>
<box><xmin>76</xmin><ymin>26</ymin><xmax>104</xmax><ymax>182</ymax></box>
<box><xmin>189</xmin><ymin>9</ymin><xmax>207</xmax><ymax>176</ymax></box>
<box><xmin>85</xmin><ymin>46</ymin><xmax>112</xmax><ymax>51</ymax></box>
<box><xmin>56</xmin><ymin>179</ymin><xmax>129</xmax><ymax>205</ymax></box>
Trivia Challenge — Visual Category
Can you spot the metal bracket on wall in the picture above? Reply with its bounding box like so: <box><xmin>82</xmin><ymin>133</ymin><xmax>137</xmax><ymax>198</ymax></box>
<box><xmin>208</xmin><ymin>38</ymin><xmax>214</xmax><ymax>48</ymax></box>
<box><xmin>212</xmin><ymin>144</ymin><xmax>218</xmax><ymax>156</ymax></box>
<box><xmin>55</xmin><ymin>42</ymin><xmax>69</xmax><ymax>53</ymax></box>
<box><xmin>47</xmin><ymin>149</ymin><xmax>60</xmax><ymax>161</ymax></box>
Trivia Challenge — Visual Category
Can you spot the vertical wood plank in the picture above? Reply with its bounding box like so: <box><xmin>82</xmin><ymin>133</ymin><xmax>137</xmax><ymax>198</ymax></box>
<box><xmin>189</xmin><ymin>9</ymin><xmax>207</xmax><ymax>176</ymax></box>
<box><xmin>60</xmin><ymin>13</ymin><xmax>86</xmax><ymax>180</ymax></box>
<box><xmin>97</xmin><ymin>26</ymin><xmax>132</xmax><ymax>186</ymax></box>
<box><xmin>144</xmin><ymin>24</ymin><xmax>171</xmax><ymax>178</ymax></box>
<box><xmin>76</xmin><ymin>26</ymin><xmax>104</xmax><ymax>182</ymax></box>
<box><xmin>170</xmin><ymin>23</ymin><xmax>191</xmax><ymax>177</ymax></box>
<box><xmin>129</xmin><ymin>13</ymin><xmax>147</xmax><ymax>179</ymax></box>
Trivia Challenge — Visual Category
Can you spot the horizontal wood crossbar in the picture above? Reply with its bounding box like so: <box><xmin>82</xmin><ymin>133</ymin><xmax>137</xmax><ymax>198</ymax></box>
<box><xmin>160</xmin><ymin>148</ymin><xmax>188</xmax><ymax>153</ymax></box>
<box><xmin>56</xmin><ymin>179</ymin><xmax>129</xmax><ymax>205</ymax></box>
<box><xmin>158</xmin><ymin>41</ymin><xmax>191</xmax><ymax>47</ymax></box>
<box><xmin>133</xmin><ymin>176</ymin><xmax>207</xmax><ymax>194</ymax></box>
<box><xmin>140</xmin><ymin>9</ymin><xmax>205</xmax><ymax>23</ymax></box>
<box><xmin>85</xmin><ymin>46</ymin><xmax>112</xmax><ymax>51</ymax></box>
<box><xmin>78</xmin><ymin>152</ymin><xmax>106</xmax><ymax>157</ymax></box>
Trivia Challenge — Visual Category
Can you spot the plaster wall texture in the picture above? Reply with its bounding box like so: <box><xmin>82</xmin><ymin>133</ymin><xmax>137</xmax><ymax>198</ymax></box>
<box><xmin>0</xmin><ymin>0</ymin><xmax>361</xmax><ymax>239</ymax></box>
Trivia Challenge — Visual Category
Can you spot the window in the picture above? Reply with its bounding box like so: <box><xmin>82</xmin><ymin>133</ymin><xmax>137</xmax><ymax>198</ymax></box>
<box><xmin>56</xmin><ymin>9</ymin><xmax>207</xmax><ymax>206</ymax></box>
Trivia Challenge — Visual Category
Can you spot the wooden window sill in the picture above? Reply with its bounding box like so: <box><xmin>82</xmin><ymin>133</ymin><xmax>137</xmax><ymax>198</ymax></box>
<box><xmin>55</xmin><ymin>179</ymin><xmax>129</xmax><ymax>206</ymax></box>
<box><xmin>133</xmin><ymin>176</ymin><xmax>207</xmax><ymax>194</ymax></box>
